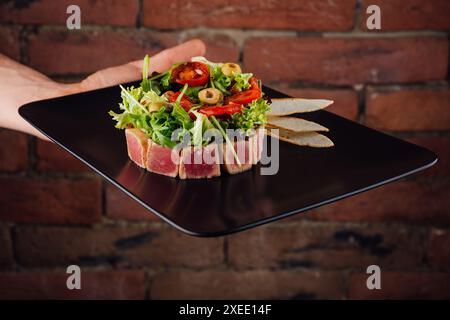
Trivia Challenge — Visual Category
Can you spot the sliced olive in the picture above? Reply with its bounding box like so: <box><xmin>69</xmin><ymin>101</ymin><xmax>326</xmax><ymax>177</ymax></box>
<box><xmin>198</xmin><ymin>88</ymin><xmax>223</xmax><ymax>105</ymax></box>
<box><xmin>221</xmin><ymin>63</ymin><xmax>242</xmax><ymax>77</ymax></box>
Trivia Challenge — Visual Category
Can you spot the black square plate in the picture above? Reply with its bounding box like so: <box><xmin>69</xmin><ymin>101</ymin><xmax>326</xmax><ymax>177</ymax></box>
<box><xmin>19</xmin><ymin>84</ymin><xmax>437</xmax><ymax>237</ymax></box>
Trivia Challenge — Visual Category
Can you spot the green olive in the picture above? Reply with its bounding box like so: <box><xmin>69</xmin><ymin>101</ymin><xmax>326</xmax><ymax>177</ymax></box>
<box><xmin>141</xmin><ymin>95</ymin><xmax>166</xmax><ymax>112</ymax></box>
<box><xmin>221</xmin><ymin>63</ymin><xmax>242</xmax><ymax>77</ymax></box>
<box><xmin>198</xmin><ymin>88</ymin><xmax>223</xmax><ymax>105</ymax></box>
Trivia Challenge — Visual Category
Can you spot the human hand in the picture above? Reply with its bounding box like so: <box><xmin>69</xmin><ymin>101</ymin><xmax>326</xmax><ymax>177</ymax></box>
<box><xmin>0</xmin><ymin>39</ymin><xmax>206</xmax><ymax>140</ymax></box>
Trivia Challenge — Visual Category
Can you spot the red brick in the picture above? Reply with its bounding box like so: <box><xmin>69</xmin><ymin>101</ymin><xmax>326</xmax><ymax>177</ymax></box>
<box><xmin>428</xmin><ymin>229</ymin><xmax>450</xmax><ymax>271</ymax></box>
<box><xmin>151</xmin><ymin>270</ymin><xmax>344</xmax><ymax>299</ymax></box>
<box><xmin>36</xmin><ymin>140</ymin><xmax>89</xmax><ymax>172</ymax></box>
<box><xmin>361</xmin><ymin>0</ymin><xmax>450</xmax><ymax>31</ymax></box>
<box><xmin>0</xmin><ymin>270</ymin><xmax>146</xmax><ymax>299</ymax></box>
<box><xmin>0</xmin><ymin>26</ymin><xmax>21</xmax><ymax>60</ymax></box>
<box><xmin>0</xmin><ymin>177</ymin><xmax>101</xmax><ymax>224</ymax></box>
<box><xmin>310</xmin><ymin>180</ymin><xmax>450</xmax><ymax>226</ymax></box>
<box><xmin>182</xmin><ymin>32</ymin><xmax>239</xmax><ymax>63</ymax></box>
<box><xmin>228</xmin><ymin>223</ymin><xmax>424</xmax><ymax>270</ymax></box>
<box><xmin>244</xmin><ymin>37</ymin><xmax>448</xmax><ymax>85</ymax></box>
<box><xmin>366</xmin><ymin>86</ymin><xmax>450</xmax><ymax>131</ymax></box>
<box><xmin>407</xmin><ymin>136</ymin><xmax>450</xmax><ymax>177</ymax></box>
<box><xmin>348</xmin><ymin>272</ymin><xmax>450</xmax><ymax>299</ymax></box>
<box><xmin>0</xmin><ymin>129</ymin><xmax>28</xmax><ymax>172</ymax></box>
<box><xmin>27</xmin><ymin>29</ymin><xmax>177</xmax><ymax>75</ymax></box>
<box><xmin>14</xmin><ymin>225</ymin><xmax>223</xmax><ymax>268</ymax></box>
<box><xmin>280</xmin><ymin>88</ymin><xmax>359</xmax><ymax>120</ymax></box>
<box><xmin>106</xmin><ymin>184</ymin><xmax>157</xmax><ymax>221</ymax></box>
<box><xmin>0</xmin><ymin>0</ymin><xmax>138</xmax><ymax>26</ymax></box>
<box><xmin>144</xmin><ymin>0</ymin><xmax>356</xmax><ymax>31</ymax></box>
<box><xmin>0</xmin><ymin>226</ymin><xmax>14</xmax><ymax>269</ymax></box>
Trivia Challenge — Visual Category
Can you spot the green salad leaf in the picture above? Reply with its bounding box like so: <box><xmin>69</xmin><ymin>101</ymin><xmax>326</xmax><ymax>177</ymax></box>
<box><xmin>211</xmin><ymin>65</ymin><xmax>231</xmax><ymax>94</ymax></box>
<box><xmin>210</xmin><ymin>66</ymin><xmax>253</xmax><ymax>96</ymax></box>
<box><xmin>183</xmin><ymin>86</ymin><xmax>205</xmax><ymax>102</ymax></box>
<box><xmin>160</xmin><ymin>71</ymin><xmax>171</xmax><ymax>88</ymax></box>
<box><xmin>232</xmin><ymin>98</ymin><xmax>271</xmax><ymax>134</ymax></box>
<box><xmin>232</xmin><ymin>73</ymin><xmax>253</xmax><ymax>92</ymax></box>
<box><xmin>140</xmin><ymin>55</ymin><xmax>151</xmax><ymax>92</ymax></box>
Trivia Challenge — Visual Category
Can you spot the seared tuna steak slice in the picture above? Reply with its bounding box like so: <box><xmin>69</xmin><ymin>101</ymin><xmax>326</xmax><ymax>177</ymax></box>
<box><xmin>179</xmin><ymin>143</ymin><xmax>221</xmax><ymax>179</ymax></box>
<box><xmin>125</xmin><ymin>128</ymin><xmax>148</xmax><ymax>168</ymax></box>
<box><xmin>223</xmin><ymin>138</ymin><xmax>253</xmax><ymax>174</ymax></box>
<box><xmin>255</xmin><ymin>126</ymin><xmax>265</xmax><ymax>164</ymax></box>
<box><xmin>145</xmin><ymin>140</ymin><xmax>180</xmax><ymax>178</ymax></box>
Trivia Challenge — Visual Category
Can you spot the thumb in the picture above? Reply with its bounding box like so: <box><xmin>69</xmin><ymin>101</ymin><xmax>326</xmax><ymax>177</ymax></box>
<box><xmin>77</xmin><ymin>39</ymin><xmax>206</xmax><ymax>92</ymax></box>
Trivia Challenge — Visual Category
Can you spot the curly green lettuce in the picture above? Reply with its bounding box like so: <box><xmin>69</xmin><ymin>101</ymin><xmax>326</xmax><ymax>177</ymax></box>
<box><xmin>232</xmin><ymin>98</ymin><xmax>271</xmax><ymax>135</ymax></box>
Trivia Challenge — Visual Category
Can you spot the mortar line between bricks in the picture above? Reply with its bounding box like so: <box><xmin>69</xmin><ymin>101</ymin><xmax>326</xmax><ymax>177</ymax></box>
<box><xmin>9</xmin><ymin>225</ymin><xmax>21</xmax><ymax>271</ymax></box>
<box><xmin>5</xmin><ymin>170</ymin><xmax>103</xmax><ymax>180</ymax></box>
<box><xmin>237</xmin><ymin>46</ymin><xmax>244</xmax><ymax>65</ymax></box>
<box><xmin>244</xmin><ymin>219</ymin><xmax>441</xmax><ymax>233</ymax></box>
<box><xmin>352</xmin><ymin>0</ymin><xmax>362</xmax><ymax>33</ymax></box>
<box><xmin>18</xmin><ymin>25</ymin><xmax>39</xmax><ymax>65</ymax></box>
<box><xmin>269</xmin><ymin>80</ymin><xmax>449</xmax><ymax>91</ymax></box>
<box><xmin>392</xmin><ymin>131</ymin><xmax>450</xmax><ymax>138</ymax></box>
<box><xmin>17</xmin><ymin>25</ymin><xmax>26</xmax><ymax>64</ymax></box>
<box><xmin>136</xmin><ymin>0</ymin><xmax>143</xmax><ymax>28</ymax></box>
<box><xmin>8</xmin><ymin>219</ymin><xmax>168</xmax><ymax>230</ymax></box>
<box><xmin>2</xmin><ymin>22</ymin><xmax>448</xmax><ymax>39</ymax></box>
<box><xmin>447</xmin><ymin>34</ymin><xmax>450</xmax><ymax>80</ymax></box>
<box><xmin>343</xmin><ymin>269</ymin><xmax>351</xmax><ymax>299</ymax></box>
<box><xmin>223</xmin><ymin>237</ymin><xmax>229</xmax><ymax>267</ymax></box>
<box><xmin>100</xmin><ymin>179</ymin><xmax>107</xmax><ymax>217</ymax></box>
<box><xmin>42</xmin><ymin>77</ymin><xmax>450</xmax><ymax>92</ymax></box>
<box><xmin>10</xmin><ymin>218</ymin><xmax>441</xmax><ymax>236</ymax></box>
<box><xmin>8</xmin><ymin>260</ymin><xmax>436</xmax><ymax>274</ymax></box>
<box><xmin>0</xmin><ymin>23</ymin><xmax>450</xmax><ymax>38</ymax></box>
<box><xmin>26</xmin><ymin>135</ymin><xmax>37</xmax><ymax>177</ymax></box>
<box><xmin>364</xmin><ymin>81</ymin><xmax>450</xmax><ymax>90</ymax></box>
<box><xmin>358</xmin><ymin>85</ymin><xmax>366</xmax><ymax>123</ymax></box>
<box><xmin>145</xmin><ymin>268</ymin><xmax>154</xmax><ymax>300</ymax></box>
<box><xmin>422</xmin><ymin>227</ymin><xmax>433</xmax><ymax>269</ymax></box>
<box><xmin>5</xmin><ymin>265</ymin><xmax>125</xmax><ymax>273</ymax></box>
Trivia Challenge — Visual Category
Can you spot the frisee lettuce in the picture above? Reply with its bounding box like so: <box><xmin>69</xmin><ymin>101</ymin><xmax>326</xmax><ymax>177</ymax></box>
<box><xmin>232</xmin><ymin>73</ymin><xmax>253</xmax><ymax>92</ymax></box>
<box><xmin>210</xmin><ymin>66</ymin><xmax>252</xmax><ymax>96</ymax></box>
<box><xmin>232</xmin><ymin>98</ymin><xmax>271</xmax><ymax>135</ymax></box>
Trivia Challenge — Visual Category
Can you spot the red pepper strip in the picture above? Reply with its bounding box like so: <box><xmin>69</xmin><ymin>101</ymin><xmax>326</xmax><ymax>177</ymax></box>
<box><xmin>167</xmin><ymin>91</ymin><xmax>196</xmax><ymax>119</ymax></box>
<box><xmin>226</xmin><ymin>89</ymin><xmax>261</xmax><ymax>105</ymax></box>
<box><xmin>249</xmin><ymin>77</ymin><xmax>260</xmax><ymax>91</ymax></box>
<box><xmin>198</xmin><ymin>104</ymin><xmax>243</xmax><ymax>117</ymax></box>
<box><xmin>168</xmin><ymin>91</ymin><xmax>192</xmax><ymax>109</ymax></box>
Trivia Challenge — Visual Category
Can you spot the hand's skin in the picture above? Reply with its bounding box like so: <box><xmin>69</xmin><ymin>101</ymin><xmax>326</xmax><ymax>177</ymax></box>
<box><xmin>0</xmin><ymin>39</ymin><xmax>206</xmax><ymax>140</ymax></box>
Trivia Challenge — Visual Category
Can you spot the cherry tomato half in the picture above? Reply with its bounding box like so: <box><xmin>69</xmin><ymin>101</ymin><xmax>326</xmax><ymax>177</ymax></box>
<box><xmin>226</xmin><ymin>89</ymin><xmax>261</xmax><ymax>105</ymax></box>
<box><xmin>198</xmin><ymin>104</ymin><xmax>242</xmax><ymax>117</ymax></box>
<box><xmin>171</xmin><ymin>62</ymin><xmax>209</xmax><ymax>86</ymax></box>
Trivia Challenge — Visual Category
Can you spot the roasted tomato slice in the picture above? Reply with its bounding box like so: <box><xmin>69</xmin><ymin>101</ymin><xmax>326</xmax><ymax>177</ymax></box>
<box><xmin>249</xmin><ymin>77</ymin><xmax>260</xmax><ymax>91</ymax></box>
<box><xmin>198</xmin><ymin>103</ymin><xmax>242</xmax><ymax>117</ymax></box>
<box><xmin>226</xmin><ymin>89</ymin><xmax>261</xmax><ymax>105</ymax></box>
<box><xmin>171</xmin><ymin>62</ymin><xmax>209</xmax><ymax>86</ymax></box>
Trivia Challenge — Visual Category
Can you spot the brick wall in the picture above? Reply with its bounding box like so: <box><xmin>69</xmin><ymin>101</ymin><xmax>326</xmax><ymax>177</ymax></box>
<box><xmin>0</xmin><ymin>0</ymin><xmax>449</xmax><ymax>299</ymax></box>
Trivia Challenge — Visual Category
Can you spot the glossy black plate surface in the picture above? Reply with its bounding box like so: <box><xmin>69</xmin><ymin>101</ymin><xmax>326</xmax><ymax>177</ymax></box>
<box><xmin>19</xmin><ymin>84</ymin><xmax>437</xmax><ymax>237</ymax></box>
